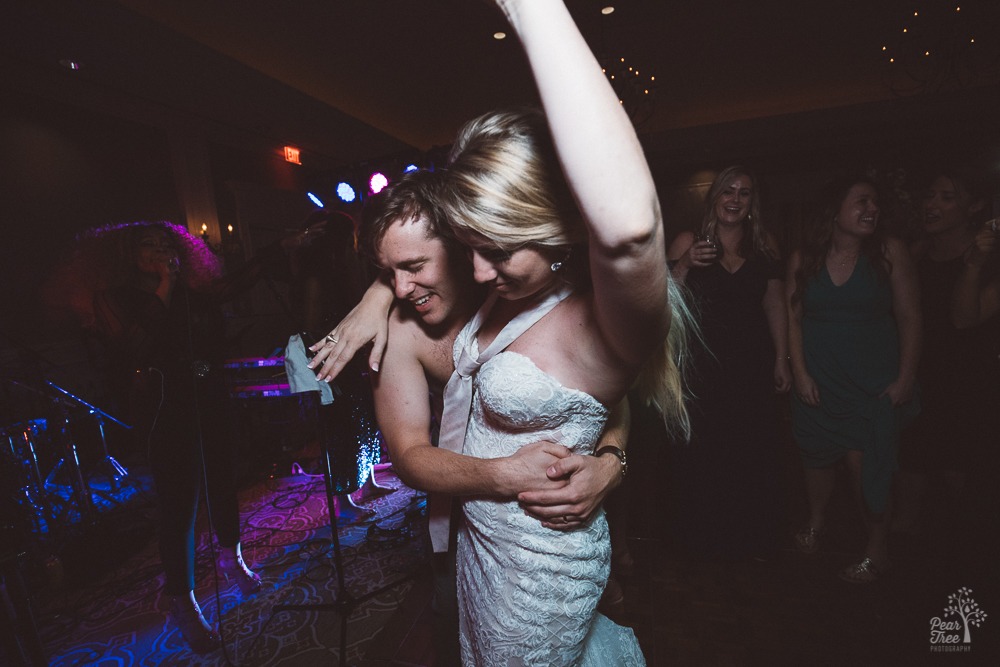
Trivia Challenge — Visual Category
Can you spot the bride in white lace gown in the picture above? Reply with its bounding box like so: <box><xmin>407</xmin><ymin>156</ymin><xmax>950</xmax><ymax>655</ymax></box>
<box><xmin>453</xmin><ymin>289</ymin><xmax>647</xmax><ymax>665</ymax></box>
<box><xmin>434</xmin><ymin>1</ymin><xmax>694</xmax><ymax>662</ymax></box>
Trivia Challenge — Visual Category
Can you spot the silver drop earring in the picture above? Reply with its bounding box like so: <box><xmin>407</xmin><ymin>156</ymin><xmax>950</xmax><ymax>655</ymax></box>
<box><xmin>551</xmin><ymin>247</ymin><xmax>571</xmax><ymax>272</ymax></box>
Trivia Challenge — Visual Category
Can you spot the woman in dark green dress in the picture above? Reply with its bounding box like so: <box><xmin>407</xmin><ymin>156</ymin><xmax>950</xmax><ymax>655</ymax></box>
<box><xmin>786</xmin><ymin>175</ymin><xmax>921</xmax><ymax>583</ymax></box>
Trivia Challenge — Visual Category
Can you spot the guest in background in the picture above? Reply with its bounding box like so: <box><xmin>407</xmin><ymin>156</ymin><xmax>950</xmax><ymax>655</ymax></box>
<box><xmin>787</xmin><ymin>176</ymin><xmax>920</xmax><ymax>583</ymax></box>
<box><xmin>44</xmin><ymin>221</ymin><xmax>300</xmax><ymax>653</ymax></box>
<box><xmin>952</xmin><ymin>214</ymin><xmax>1000</xmax><ymax>327</ymax></box>
<box><xmin>896</xmin><ymin>170</ymin><xmax>999</xmax><ymax>534</ymax></box>
<box><xmin>667</xmin><ymin>165</ymin><xmax>790</xmax><ymax>561</ymax></box>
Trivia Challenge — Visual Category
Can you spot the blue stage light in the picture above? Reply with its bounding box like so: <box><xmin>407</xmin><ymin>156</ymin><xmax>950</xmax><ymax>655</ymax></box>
<box><xmin>336</xmin><ymin>182</ymin><xmax>357</xmax><ymax>203</ymax></box>
<box><xmin>307</xmin><ymin>192</ymin><xmax>324</xmax><ymax>207</ymax></box>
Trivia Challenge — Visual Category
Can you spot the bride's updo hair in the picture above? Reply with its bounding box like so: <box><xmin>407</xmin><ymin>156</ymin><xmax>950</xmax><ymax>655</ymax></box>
<box><xmin>442</xmin><ymin>108</ymin><xmax>584</xmax><ymax>252</ymax></box>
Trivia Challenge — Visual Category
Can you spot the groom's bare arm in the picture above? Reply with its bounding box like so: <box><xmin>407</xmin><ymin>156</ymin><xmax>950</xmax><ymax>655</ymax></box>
<box><xmin>372</xmin><ymin>314</ymin><xmax>565</xmax><ymax>497</ymax></box>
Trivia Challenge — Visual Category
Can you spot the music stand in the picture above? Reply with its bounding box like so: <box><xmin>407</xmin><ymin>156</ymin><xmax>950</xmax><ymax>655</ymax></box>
<box><xmin>273</xmin><ymin>378</ymin><xmax>415</xmax><ymax>667</ymax></box>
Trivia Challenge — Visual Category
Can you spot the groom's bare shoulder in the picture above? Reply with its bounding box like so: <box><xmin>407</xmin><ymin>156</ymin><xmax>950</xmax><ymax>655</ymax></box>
<box><xmin>387</xmin><ymin>308</ymin><xmax>456</xmax><ymax>390</ymax></box>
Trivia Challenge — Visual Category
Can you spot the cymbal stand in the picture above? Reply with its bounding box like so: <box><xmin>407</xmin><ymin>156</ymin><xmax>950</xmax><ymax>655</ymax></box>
<box><xmin>42</xmin><ymin>382</ymin><xmax>132</xmax><ymax>524</ymax></box>
<box><xmin>90</xmin><ymin>412</ymin><xmax>128</xmax><ymax>490</ymax></box>
<box><xmin>43</xmin><ymin>408</ymin><xmax>97</xmax><ymax>527</ymax></box>
<box><xmin>44</xmin><ymin>381</ymin><xmax>130</xmax><ymax>489</ymax></box>
<box><xmin>6</xmin><ymin>425</ymin><xmax>51</xmax><ymax>535</ymax></box>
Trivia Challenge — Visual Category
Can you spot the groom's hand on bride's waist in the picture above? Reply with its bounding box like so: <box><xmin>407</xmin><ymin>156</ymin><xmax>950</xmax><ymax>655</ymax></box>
<box><xmin>517</xmin><ymin>452</ymin><xmax>621</xmax><ymax>531</ymax></box>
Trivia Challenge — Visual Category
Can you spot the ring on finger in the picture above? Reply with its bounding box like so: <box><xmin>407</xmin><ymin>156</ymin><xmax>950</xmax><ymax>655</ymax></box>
<box><xmin>325</xmin><ymin>334</ymin><xmax>339</xmax><ymax>345</ymax></box>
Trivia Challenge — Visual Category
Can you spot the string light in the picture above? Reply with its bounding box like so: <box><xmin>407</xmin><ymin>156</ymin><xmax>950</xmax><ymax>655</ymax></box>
<box><xmin>603</xmin><ymin>54</ymin><xmax>656</xmax><ymax>125</ymax></box>
<box><xmin>880</xmin><ymin>3</ymin><xmax>998</xmax><ymax>95</ymax></box>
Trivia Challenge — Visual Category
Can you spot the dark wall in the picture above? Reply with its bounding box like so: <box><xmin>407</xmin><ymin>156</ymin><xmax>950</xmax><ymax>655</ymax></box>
<box><xmin>0</xmin><ymin>93</ymin><xmax>178</xmax><ymax>341</ymax></box>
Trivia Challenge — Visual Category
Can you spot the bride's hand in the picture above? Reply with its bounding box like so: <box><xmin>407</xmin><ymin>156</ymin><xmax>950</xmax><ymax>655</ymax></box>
<box><xmin>310</xmin><ymin>277</ymin><xmax>394</xmax><ymax>380</ymax></box>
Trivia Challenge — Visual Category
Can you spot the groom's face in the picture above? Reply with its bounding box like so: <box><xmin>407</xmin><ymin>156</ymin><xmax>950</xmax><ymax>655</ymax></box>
<box><xmin>376</xmin><ymin>215</ymin><xmax>467</xmax><ymax>327</ymax></box>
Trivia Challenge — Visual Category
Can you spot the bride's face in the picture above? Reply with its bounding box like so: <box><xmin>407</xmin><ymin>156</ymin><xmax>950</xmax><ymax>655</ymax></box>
<box><xmin>458</xmin><ymin>230</ymin><xmax>561</xmax><ymax>301</ymax></box>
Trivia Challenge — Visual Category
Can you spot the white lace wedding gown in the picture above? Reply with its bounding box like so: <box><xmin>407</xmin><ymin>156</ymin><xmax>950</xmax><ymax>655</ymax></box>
<box><xmin>453</xmin><ymin>321</ymin><xmax>645</xmax><ymax>666</ymax></box>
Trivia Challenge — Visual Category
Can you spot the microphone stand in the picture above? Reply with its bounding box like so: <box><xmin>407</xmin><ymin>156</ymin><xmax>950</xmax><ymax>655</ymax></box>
<box><xmin>272</xmin><ymin>385</ymin><xmax>416</xmax><ymax>667</ymax></box>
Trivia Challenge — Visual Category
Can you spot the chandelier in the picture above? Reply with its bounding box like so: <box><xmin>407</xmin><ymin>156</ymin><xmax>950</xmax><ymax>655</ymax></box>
<box><xmin>881</xmin><ymin>3</ymin><xmax>1000</xmax><ymax>96</ymax></box>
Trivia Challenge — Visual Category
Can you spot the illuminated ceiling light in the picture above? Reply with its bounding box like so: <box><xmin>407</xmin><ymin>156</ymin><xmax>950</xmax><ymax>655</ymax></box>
<box><xmin>601</xmin><ymin>6</ymin><xmax>615</xmax><ymax>16</ymax></box>
<box><xmin>58</xmin><ymin>59</ymin><xmax>81</xmax><ymax>70</ymax></box>
<box><xmin>493</xmin><ymin>31</ymin><xmax>506</xmax><ymax>40</ymax></box>
<box><xmin>227</xmin><ymin>224</ymin><xmax>234</xmax><ymax>233</ymax></box>
<box><xmin>307</xmin><ymin>192</ymin><xmax>324</xmax><ymax>208</ymax></box>
<box><xmin>925</xmin><ymin>51</ymin><xmax>930</xmax><ymax>56</ymax></box>
<box><xmin>336</xmin><ymin>182</ymin><xmax>356</xmax><ymax>203</ymax></box>
<box><xmin>882</xmin><ymin>45</ymin><xmax>887</xmax><ymax>51</ymax></box>
<box><xmin>369</xmin><ymin>172</ymin><xmax>389</xmax><ymax>194</ymax></box>
<box><xmin>903</xmin><ymin>27</ymin><xmax>908</xmax><ymax>33</ymax></box>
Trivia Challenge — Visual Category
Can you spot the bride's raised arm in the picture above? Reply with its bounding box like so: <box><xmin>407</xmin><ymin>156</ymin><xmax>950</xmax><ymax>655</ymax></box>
<box><xmin>496</xmin><ymin>0</ymin><xmax>671</xmax><ymax>367</ymax></box>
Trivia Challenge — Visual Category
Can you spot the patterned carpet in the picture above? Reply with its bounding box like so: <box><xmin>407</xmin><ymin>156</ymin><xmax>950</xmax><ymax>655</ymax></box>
<box><xmin>27</xmin><ymin>464</ymin><xmax>429</xmax><ymax>666</ymax></box>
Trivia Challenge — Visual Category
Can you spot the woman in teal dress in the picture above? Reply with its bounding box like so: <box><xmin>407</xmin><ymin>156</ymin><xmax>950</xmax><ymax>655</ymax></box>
<box><xmin>786</xmin><ymin>175</ymin><xmax>921</xmax><ymax>583</ymax></box>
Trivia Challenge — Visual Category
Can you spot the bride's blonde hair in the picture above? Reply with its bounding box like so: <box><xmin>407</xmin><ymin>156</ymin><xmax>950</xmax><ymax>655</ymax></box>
<box><xmin>444</xmin><ymin>107</ymin><xmax>696</xmax><ymax>439</ymax></box>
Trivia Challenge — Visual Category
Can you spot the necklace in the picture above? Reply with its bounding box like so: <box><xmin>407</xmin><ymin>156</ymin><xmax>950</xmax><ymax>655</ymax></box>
<box><xmin>830</xmin><ymin>249</ymin><xmax>859</xmax><ymax>267</ymax></box>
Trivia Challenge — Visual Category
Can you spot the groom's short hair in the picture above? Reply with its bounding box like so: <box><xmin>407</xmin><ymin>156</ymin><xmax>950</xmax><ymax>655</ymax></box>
<box><xmin>360</xmin><ymin>169</ymin><xmax>455</xmax><ymax>261</ymax></box>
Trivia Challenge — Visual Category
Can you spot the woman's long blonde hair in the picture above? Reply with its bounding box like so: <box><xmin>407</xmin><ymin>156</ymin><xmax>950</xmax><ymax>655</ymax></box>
<box><xmin>700</xmin><ymin>165</ymin><xmax>776</xmax><ymax>260</ymax></box>
<box><xmin>443</xmin><ymin>107</ymin><xmax>696</xmax><ymax>439</ymax></box>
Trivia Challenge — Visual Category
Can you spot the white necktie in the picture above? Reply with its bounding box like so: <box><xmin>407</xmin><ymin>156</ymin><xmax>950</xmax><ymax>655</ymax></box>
<box><xmin>428</xmin><ymin>283</ymin><xmax>574</xmax><ymax>552</ymax></box>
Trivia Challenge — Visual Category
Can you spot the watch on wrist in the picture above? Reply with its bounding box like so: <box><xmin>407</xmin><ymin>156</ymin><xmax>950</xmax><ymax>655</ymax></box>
<box><xmin>593</xmin><ymin>445</ymin><xmax>627</xmax><ymax>479</ymax></box>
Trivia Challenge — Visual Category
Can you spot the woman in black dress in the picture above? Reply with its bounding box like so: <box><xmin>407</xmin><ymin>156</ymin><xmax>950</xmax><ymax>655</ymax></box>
<box><xmin>667</xmin><ymin>166</ymin><xmax>791</xmax><ymax>560</ymax></box>
<box><xmin>896</xmin><ymin>170</ymin><xmax>999</xmax><ymax>533</ymax></box>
